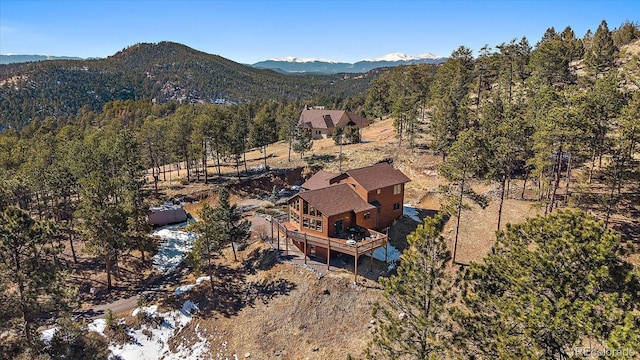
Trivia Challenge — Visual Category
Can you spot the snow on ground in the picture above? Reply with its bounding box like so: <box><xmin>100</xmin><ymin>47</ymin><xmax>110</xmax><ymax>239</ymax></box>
<box><xmin>174</xmin><ymin>276</ymin><xmax>211</xmax><ymax>296</ymax></box>
<box><xmin>88</xmin><ymin>318</ymin><xmax>106</xmax><ymax>334</ymax></box>
<box><xmin>41</xmin><ymin>327</ymin><xmax>58</xmax><ymax>344</ymax></box>
<box><xmin>89</xmin><ymin>300</ymin><xmax>210</xmax><ymax>360</ymax></box>
<box><xmin>366</xmin><ymin>243</ymin><xmax>402</xmax><ymax>271</ymax></box>
<box><xmin>151</xmin><ymin>222</ymin><xmax>198</xmax><ymax>273</ymax></box>
<box><xmin>403</xmin><ymin>204</ymin><xmax>423</xmax><ymax>223</ymax></box>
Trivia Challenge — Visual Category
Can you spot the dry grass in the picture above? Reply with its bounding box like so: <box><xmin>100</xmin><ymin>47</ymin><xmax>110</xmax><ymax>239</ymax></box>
<box><xmin>168</xmin><ymin>242</ymin><xmax>382</xmax><ymax>360</ymax></box>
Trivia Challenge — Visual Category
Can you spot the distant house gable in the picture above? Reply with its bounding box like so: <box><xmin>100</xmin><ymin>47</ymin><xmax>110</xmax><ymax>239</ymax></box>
<box><xmin>299</xmin><ymin>107</ymin><xmax>370</xmax><ymax>139</ymax></box>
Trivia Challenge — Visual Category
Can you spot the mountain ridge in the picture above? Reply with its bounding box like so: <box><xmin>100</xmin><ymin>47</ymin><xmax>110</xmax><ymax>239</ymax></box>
<box><xmin>0</xmin><ymin>54</ymin><xmax>84</xmax><ymax>64</ymax></box>
<box><xmin>0</xmin><ymin>41</ymin><xmax>380</xmax><ymax>130</ymax></box>
<box><xmin>252</xmin><ymin>53</ymin><xmax>446</xmax><ymax>74</ymax></box>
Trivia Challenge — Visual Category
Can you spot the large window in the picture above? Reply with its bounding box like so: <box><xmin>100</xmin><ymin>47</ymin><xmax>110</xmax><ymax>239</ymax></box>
<box><xmin>303</xmin><ymin>201</ymin><xmax>309</xmax><ymax>215</ymax></box>
<box><xmin>394</xmin><ymin>184</ymin><xmax>402</xmax><ymax>195</ymax></box>
<box><xmin>303</xmin><ymin>218</ymin><xmax>323</xmax><ymax>231</ymax></box>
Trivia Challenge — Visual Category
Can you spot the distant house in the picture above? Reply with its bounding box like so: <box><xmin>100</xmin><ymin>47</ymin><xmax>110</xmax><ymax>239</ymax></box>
<box><xmin>298</xmin><ymin>107</ymin><xmax>370</xmax><ymax>139</ymax></box>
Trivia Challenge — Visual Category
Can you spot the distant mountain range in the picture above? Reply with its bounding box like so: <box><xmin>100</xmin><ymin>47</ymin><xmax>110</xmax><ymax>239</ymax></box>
<box><xmin>0</xmin><ymin>54</ymin><xmax>84</xmax><ymax>64</ymax></box>
<box><xmin>252</xmin><ymin>53</ymin><xmax>447</xmax><ymax>74</ymax></box>
<box><xmin>1</xmin><ymin>51</ymin><xmax>446</xmax><ymax>74</ymax></box>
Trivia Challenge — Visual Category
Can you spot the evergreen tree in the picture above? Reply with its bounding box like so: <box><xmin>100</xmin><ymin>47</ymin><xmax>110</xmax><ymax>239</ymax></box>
<box><xmin>458</xmin><ymin>210</ymin><xmax>640</xmax><ymax>359</ymax></box>
<box><xmin>560</xmin><ymin>26</ymin><xmax>584</xmax><ymax>62</ymax></box>
<box><xmin>0</xmin><ymin>207</ymin><xmax>75</xmax><ymax>350</ymax></box>
<box><xmin>366</xmin><ymin>215</ymin><xmax>459</xmax><ymax>359</ymax></box>
<box><xmin>250</xmin><ymin>104</ymin><xmax>278</xmax><ymax>170</ymax></box>
<box><xmin>188</xmin><ymin>202</ymin><xmax>221</xmax><ymax>293</ymax></box>
<box><xmin>612</xmin><ymin>21</ymin><xmax>640</xmax><ymax>47</ymax></box>
<box><xmin>277</xmin><ymin>102</ymin><xmax>301</xmax><ymax>162</ymax></box>
<box><xmin>292</xmin><ymin>126</ymin><xmax>313</xmax><ymax>159</ymax></box>
<box><xmin>438</xmin><ymin>129</ymin><xmax>490</xmax><ymax>264</ymax></box>
<box><xmin>213</xmin><ymin>187</ymin><xmax>251</xmax><ymax>262</ymax></box>
<box><xmin>429</xmin><ymin>46</ymin><xmax>475</xmax><ymax>160</ymax></box>
<box><xmin>586</xmin><ymin>20</ymin><xmax>617</xmax><ymax>74</ymax></box>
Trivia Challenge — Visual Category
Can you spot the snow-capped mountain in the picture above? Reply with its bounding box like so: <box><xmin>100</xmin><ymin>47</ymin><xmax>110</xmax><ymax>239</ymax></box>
<box><xmin>252</xmin><ymin>52</ymin><xmax>446</xmax><ymax>74</ymax></box>
<box><xmin>363</xmin><ymin>52</ymin><xmax>441</xmax><ymax>62</ymax></box>
<box><xmin>269</xmin><ymin>56</ymin><xmax>340</xmax><ymax>64</ymax></box>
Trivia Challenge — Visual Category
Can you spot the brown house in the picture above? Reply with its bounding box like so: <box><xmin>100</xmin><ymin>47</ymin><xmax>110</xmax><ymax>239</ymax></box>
<box><xmin>273</xmin><ymin>162</ymin><xmax>409</xmax><ymax>279</ymax></box>
<box><xmin>298</xmin><ymin>107</ymin><xmax>370</xmax><ymax>139</ymax></box>
<box><xmin>288</xmin><ymin>162</ymin><xmax>410</xmax><ymax>235</ymax></box>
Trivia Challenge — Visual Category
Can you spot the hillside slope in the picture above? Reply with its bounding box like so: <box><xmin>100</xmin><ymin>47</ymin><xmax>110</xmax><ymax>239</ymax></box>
<box><xmin>0</xmin><ymin>42</ymin><xmax>377</xmax><ymax>130</ymax></box>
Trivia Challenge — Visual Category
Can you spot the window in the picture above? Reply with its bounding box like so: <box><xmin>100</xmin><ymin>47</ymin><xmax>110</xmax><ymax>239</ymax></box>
<box><xmin>393</xmin><ymin>203</ymin><xmax>401</xmax><ymax>211</ymax></box>
<box><xmin>291</xmin><ymin>212</ymin><xmax>300</xmax><ymax>224</ymax></box>
<box><xmin>316</xmin><ymin>220</ymin><xmax>322</xmax><ymax>232</ymax></box>
<box><xmin>309</xmin><ymin>206</ymin><xmax>316</xmax><ymax>216</ymax></box>
<box><xmin>303</xmin><ymin>217</ymin><xmax>310</xmax><ymax>228</ymax></box>
<box><xmin>364</xmin><ymin>212</ymin><xmax>371</xmax><ymax>220</ymax></box>
<box><xmin>394</xmin><ymin>184</ymin><xmax>402</xmax><ymax>195</ymax></box>
<box><xmin>377</xmin><ymin>189</ymin><xmax>381</xmax><ymax>195</ymax></box>
<box><xmin>303</xmin><ymin>201</ymin><xmax>309</xmax><ymax>215</ymax></box>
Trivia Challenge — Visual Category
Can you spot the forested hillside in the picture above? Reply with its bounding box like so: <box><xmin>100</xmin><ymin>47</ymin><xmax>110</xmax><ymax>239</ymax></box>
<box><xmin>0</xmin><ymin>41</ymin><xmax>377</xmax><ymax>130</ymax></box>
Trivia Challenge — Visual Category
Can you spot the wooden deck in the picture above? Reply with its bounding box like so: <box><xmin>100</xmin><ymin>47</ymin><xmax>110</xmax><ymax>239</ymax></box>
<box><xmin>269</xmin><ymin>218</ymin><xmax>389</xmax><ymax>281</ymax></box>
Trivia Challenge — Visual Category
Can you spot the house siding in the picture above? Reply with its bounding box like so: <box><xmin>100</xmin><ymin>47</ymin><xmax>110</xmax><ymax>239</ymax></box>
<box><xmin>330</xmin><ymin>178</ymin><xmax>405</xmax><ymax>229</ymax></box>
<box><xmin>311</xmin><ymin>128</ymin><xmax>332</xmax><ymax>140</ymax></box>
<box><xmin>367</xmin><ymin>183</ymin><xmax>405</xmax><ymax>229</ymax></box>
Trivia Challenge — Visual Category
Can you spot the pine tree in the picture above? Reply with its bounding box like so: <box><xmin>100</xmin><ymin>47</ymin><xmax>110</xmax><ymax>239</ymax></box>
<box><xmin>213</xmin><ymin>187</ymin><xmax>251</xmax><ymax>262</ymax></box>
<box><xmin>586</xmin><ymin>20</ymin><xmax>617</xmax><ymax>74</ymax></box>
<box><xmin>438</xmin><ymin>129</ymin><xmax>490</xmax><ymax>264</ymax></box>
<box><xmin>250</xmin><ymin>104</ymin><xmax>278</xmax><ymax>170</ymax></box>
<box><xmin>366</xmin><ymin>215</ymin><xmax>459</xmax><ymax>359</ymax></box>
<box><xmin>458</xmin><ymin>210</ymin><xmax>640</xmax><ymax>359</ymax></box>
<box><xmin>292</xmin><ymin>126</ymin><xmax>312</xmax><ymax>159</ymax></box>
<box><xmin>428</xmin><ymin>47</ymin><xmax>474</xmax><ymax>160</ymax></box>
<box><xmin>0</xmin><ymin>207</ymin><xmax>76</xmax><ymax>350</ymax></box>
<box><xmin>188</xmin><ymin>202</ymin><xmax>221</xmax><ymax>293</ymax></box>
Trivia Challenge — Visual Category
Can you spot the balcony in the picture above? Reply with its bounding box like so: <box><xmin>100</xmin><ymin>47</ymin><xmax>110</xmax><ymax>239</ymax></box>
<box><xmin>270</xmin><ymin>219</ymin><xmax>389</xmax><ymax>281</ymax></box>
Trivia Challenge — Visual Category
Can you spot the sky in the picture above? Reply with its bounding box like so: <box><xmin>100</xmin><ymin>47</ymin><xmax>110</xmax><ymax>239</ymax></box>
<box><xmin>1</xmin><ymin>0</ymin><xmax>638</xmax><ymax>64</ymax></box>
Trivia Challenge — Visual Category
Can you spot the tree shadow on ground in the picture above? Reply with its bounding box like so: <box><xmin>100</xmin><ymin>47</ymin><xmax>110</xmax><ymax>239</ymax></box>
<box><xmin>194</xmin><ymin>263</ymin><xmax>296</xmax><ymax>318</ymax></box>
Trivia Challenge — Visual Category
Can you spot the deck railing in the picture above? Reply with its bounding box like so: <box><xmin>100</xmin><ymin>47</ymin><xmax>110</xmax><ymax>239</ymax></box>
<box><xmin>269</xmin><ymin>218</ymin><xmax>390</xmax><ymax>281</ymax></box>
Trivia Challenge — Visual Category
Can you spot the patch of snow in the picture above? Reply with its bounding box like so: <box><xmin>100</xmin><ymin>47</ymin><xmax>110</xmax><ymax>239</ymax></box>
<box><xmin>174</xmin><ymin>284</ymin><xmax>195</xmax><ymax>296</ymax></box>
<box><xmin>88</xmin><ymin>318</ymin><xmax>106</xmax><ymax>335</ymax></box>
<box><xmin>195</xmin><ymin>276</ymin><xmax>211</xmax><ymax>285</ymax></box>
<box><xmin>131</xmin><ymin>305</ymin><xmax>158</xmax><ymax>317</ymax></box>
<box><xmin>172</xmin><ymin>275</ymin><xmax>211</xmax><ymax>297</ymax></box>
<box><xmin>41</xmin><ymin>327</ymin><xmax>58</xmax><ymax>344</ymax></box>
<box><xmin>403</xmin><ymin>204</ymin><xmax>422</xmax><ymax>223</ymax></box>
<box><xmin>88</xmin><ymin>301</ymin><xmax>208</xmax><ymax>360</ymax></box>
<box><xmin>366</xmin><ymin>243</ymin><xmax>402</xmax><ymax>271</ymax></box>
<box><xmin>151</xmin><ymin>225</ymin><xmax>198</xmax><ymax>273</ymax></box>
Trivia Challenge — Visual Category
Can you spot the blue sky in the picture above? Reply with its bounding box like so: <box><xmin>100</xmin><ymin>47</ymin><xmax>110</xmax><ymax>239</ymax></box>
<box><xmin>1</xmin><ymin>0</ymin><xmax>637</xmax><ymax>64</ymax></box>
